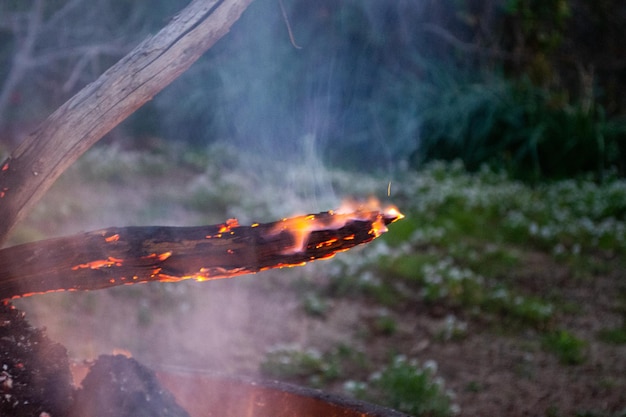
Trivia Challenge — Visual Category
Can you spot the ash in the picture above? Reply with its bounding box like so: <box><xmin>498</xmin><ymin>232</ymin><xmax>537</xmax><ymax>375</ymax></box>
<box><xmin>71</xmin><ymin>355</ymin><xmax>189</xmax><ymax>417</ymax></box>
<box><xmin>0</xmin><ymin>301</ymin><xmax>73</xmax><ymax>417</ymax></box>
<box><xmin>1</xmin><ymin>302</ymin><xmax>189</xmax><ymax>417</ymax></box>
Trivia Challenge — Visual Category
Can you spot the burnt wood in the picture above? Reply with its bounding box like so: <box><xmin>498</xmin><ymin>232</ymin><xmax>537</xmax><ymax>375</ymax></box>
<box><xmin>0</xmin><ymin>211</ymin><xmax>399</xmax><ymax>300</ymax></box>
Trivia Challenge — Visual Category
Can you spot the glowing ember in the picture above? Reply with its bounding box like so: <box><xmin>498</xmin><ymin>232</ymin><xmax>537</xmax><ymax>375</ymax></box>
<box><xmin>142</xmin><ymin>252</ymin><xmax>173</xmax><ymax>262</ymax></box>
<box><xmin>0</xmin><ymin>201</ymin><xmax>403</xmax><ymax>300</ymax></box>
<box><xmin>105</xmin><ymin>234</ymin><xmax>120</xmax><ymax>243</ymax></box>
<box><xmin>270</xmin><ymin>198</ymin><xmax>402</xmax><ymax>254</ymax></box>
<box><xmin>71</xmin><ymin>257</ymin><xmax>124</xmax><ymax>271</ymax></box>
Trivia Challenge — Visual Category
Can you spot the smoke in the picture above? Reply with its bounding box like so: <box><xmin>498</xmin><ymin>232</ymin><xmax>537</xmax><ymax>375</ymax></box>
<box><xmin>11</xmin><ymin>0</ymin><xmax>426</xmax><ymax>394</ymax></box>
<box><xmin>147</xmin><ymin>0</ymin><xmax>424</xmax><ymax>212</ymax></box>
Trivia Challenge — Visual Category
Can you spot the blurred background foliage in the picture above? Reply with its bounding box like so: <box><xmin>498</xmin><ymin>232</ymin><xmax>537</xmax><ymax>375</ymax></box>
<box><xmin>2</xmin><ymin>3</ymin><xmax>625</xmax><ymax>413</ymax></box>
<box><xmin>0</xmin><ymin>0</ymin><xmax>625</xmax><ymax>181</ymax></box>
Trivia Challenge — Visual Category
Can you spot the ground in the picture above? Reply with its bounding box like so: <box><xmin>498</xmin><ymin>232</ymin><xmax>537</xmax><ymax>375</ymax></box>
<box><xmin>4</xmin><ymin>143</ymin><xmax>626</xmax><ymax>417</ymax></box>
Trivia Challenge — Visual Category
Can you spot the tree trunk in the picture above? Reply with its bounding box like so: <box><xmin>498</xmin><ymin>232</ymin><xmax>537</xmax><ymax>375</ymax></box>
<box><xmin>0</xmin><ymin>0</ymin><xmax>254</xmax><ymax>246</ymax></box>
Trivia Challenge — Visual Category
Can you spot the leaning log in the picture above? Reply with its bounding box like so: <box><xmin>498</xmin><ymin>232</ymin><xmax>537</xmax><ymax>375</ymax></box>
<box><xmin>0</xmin><ymin>0</ymin><xmax>254</xmax><ymax>245</ymax></box>
<box><xmin>0</xmin><ymin>208</ymin><xmax>402</xmax><ymax>300</ymax></box>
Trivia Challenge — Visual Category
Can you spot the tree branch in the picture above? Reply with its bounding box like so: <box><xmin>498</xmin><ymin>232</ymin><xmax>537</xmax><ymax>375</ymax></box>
<box><xmin>0</xmin><ymin>209</ymin><xmax>401</xmax><ymax>300</ymax></box>
<box><xmin>0</xmin><ymin>0</ymin><xmax>254</xmax><ymax>246</ymax></box>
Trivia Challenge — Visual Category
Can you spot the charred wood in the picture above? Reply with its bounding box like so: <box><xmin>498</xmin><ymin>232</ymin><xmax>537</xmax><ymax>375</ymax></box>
<box><xmin>0</xmin><ymin>210</ymin><xmax>400</xmax><ymax>300</ymax></box>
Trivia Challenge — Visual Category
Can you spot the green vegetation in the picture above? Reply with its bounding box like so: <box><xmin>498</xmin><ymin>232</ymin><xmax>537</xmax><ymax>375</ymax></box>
<box><xmin>3</xmin><ymin>1</ymin><xmax>625</xmax><ymax>414</ymax></box>
<box><xmin>346</xmin><ymin>356</ymin><xmax>456</xmax><ymax>417</ymax></box>
<box><xmin>15</xmin><ymin>141</ymin><xmax>625</xmax><ymax>414</ymax></box>
<box><xmin>260</xmin><ymin>344</ymin><xmax>366</xmax><ymax>388</ymax></box>
<box><xmin>322</xmin><ymin>162</ymin><xmax>625</xmax><ymax>331</ymax></box>
<box><xmin>262</xmin><ymin>349</ymin><xmax>458</xmax><ymax>416</ymax></box>
<box><xmin>302</xmin><ymin>293</ymin><xmax>331</xmax><ymax>318</ymax></box>
<box><xmin>542</xmin><ymin>330</ymin><xmax>587</xmax><ymax>365</ymax></box>
<box><xmin>252</xmin><ymin>161</ymin><xmax>624</xmax><ymax>413</ymax></box>
<box><xmin>7</xmin><ymin>141</ymin><xmax>624</xmax><ymax>415</ymax></box>
<box><xmin>372</xmin><ymin>313</ymin><xmax>397</xmax><ymax>337</ymax></box>
<box><xmin>4</xmin><ymin>1</ymin><xmax>623</xmax><ymax>180</ymax></box>
<box><xmin>597</xmin><ymin>327</ymin><xmax>626</xmax><ymax>345</ymax></box>
<box><xmin>414</xmin><ymin>75</ymin><xmax>626</xmax><ymax>181</ymax></box>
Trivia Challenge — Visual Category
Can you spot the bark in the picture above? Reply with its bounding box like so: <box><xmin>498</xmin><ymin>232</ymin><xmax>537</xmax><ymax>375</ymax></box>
<box><xmin>0</xmin><ymin>210</ymin><xmax>399</xmax><ymax>300</ymax></box>
<box><xmin>0</xmin><ymin>0</ymin><xmax>254</xmax><ymax>246</ymax></box>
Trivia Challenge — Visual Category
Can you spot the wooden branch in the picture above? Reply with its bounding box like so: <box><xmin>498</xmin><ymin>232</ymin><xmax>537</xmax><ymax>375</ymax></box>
<box><xmin>0</xmin><ymin>209</ymin><xmax>402</xmax><ymax>300</ymax></box>
<box><xmin>0</xmin><ymin>0</ymin><xmax>254</xmax><ymax>245</ymax></box>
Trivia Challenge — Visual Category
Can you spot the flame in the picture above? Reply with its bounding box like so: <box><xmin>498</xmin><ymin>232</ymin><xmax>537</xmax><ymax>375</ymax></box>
<box><xmin>142</xmin><ymin>252</ymin><xmax>172</xmax><ymax>262</ymax></box>
<box><xmin>207</xmin><ymin>218</ymin><xmax>239</xmax><ymax>238</ymax></box>
<box><xmin>269</xmin><ymin>215</ymin><xmax>317</xmax><ymax>254</ymax></box>
<box><xmin>218</xmin><ymin>218</ymin><xmax>239</xmax><ymax>233</ymax></box>
<box><xmin>112</xmin><ymin>348</ymin><xmax>133</xmax><ymax>358</ymax></box>
<box><xmin>384</xmin><ymin>205</ymin><xmax>404</xmax><ymax>220</ymax></box>
<box><xmin>71</xmin><ymin>257</ymin><xmax>123</xmax><ymax>270</ymax></box>
<box><xmin>270</xmin><ymin>198</ymin><xmax>402</xmax><ymax>254</ymax></box>
<box><xmin>1</xmin><ymin>199</ymin><xmax>403</xmax><ymax>300</ymax></box>
<box><xmin>105</xmin><ymin>233</ymin><xmax>120</xmax><ymax>242</ymax></box>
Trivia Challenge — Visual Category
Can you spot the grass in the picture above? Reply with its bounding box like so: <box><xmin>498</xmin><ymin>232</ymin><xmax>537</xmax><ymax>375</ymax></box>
<box><xmin>542</xmin><ymin>330</ymin><xmax>587</xmax><ymax>365</ymax></box>
<box><xmin>252</xmin><ymin>159</ymin><xmax>624</xmax><ymax>412</ymax></box>
<box><xmin>373</xmin><ymin>313</ymin><xmax>397</xmax><ymax>336</ymax></box>
<box><xmin>328</xmin><ymin>161</ymin><xmax>625</xmax><ymax>319</ymax></box>
<box><xmin>260</xmin><ymin>344</ymin><xmax>367</xmax><ymax>387</ymax></box>
<box><xmin>435</xmin><ymin>315</ymin><xmax>468</xmax><ymax>342</ymax></box>
<box><xmin>346</xmin><ymin>356</ymin><xmax>457</xmax><ymax>417</ymax></box>
<box><xmin>302</xmin><ymin>293</ymin><xmax>331</xmax><ymax>318</ymax></box>
<box><xmin>12</xmin><ymin>143</ymin><xmax>625</xmax><ymax>415</ymax></box>
<box><xmin>597</xmin><ymin>327</ymin><xmax>626</xmax><ymax>345</ymax></box>
<box><xmin>260</xmin><ymin>347</ymin><xmax>457</xmax><ymax>416</ymax></box>
<box><xmin>249</xmin><ymin>160</ymin><xmax>623</xmax><ymax>412</ymax></box>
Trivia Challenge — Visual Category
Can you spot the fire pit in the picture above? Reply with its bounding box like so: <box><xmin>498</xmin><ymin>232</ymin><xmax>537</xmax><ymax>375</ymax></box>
<box><xmin>67</xmin><ymin>355</ymin><xmax>410</xmax><ymax>417</ymax></box>
<box><xmin>157</xmin><ymin>371</ymin><xmax>410</xmax><ymax>417</ymax></box>
<box><xmin>0</xmin><ymin>205</ymin><xmax>405</xmax><ymax>416</ymax></box>
<box><xmin>0</xmin><ymin>1</ymin><xmax>409</xmax><ymax>414</ymax></box>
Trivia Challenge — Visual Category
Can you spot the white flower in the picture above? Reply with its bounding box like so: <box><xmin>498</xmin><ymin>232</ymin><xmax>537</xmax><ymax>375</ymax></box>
<box><xmin>423</xmin><ymin>359</ymin><xmax>438</xmax><ymax>374</ymax></box>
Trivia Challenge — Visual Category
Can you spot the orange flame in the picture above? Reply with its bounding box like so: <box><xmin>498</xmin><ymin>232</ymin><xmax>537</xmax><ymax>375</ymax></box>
<box><xmin>105</xmin><ymin>234</ymin><xmax>120</xmax><ymax>243</ymax></box>
<box><xmin>142</xmin><ymin>252</ymin><xmax>172</xmax><ymax>262</ymax></box>
<box><xmin>71</xmin><ymin>257</ymin><xmax>124</xmax><ymax>271</ymax></box>
<box><xmin>270</xmin><ymin>198</ymin><xmax>402</xmax><ymax>254</ymax></box>
<box><xmin>3</xmin><ymin>200</ymin><xmax>403</xmax><ymax>299</ymax></box>
<box><xmin>207</xmin><ymin>218</ymin><xmax>239</xmax><ymax>238</ymax></box>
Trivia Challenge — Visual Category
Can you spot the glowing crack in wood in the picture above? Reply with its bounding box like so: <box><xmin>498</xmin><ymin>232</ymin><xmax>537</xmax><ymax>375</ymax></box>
<box><xmin>0</xmin><ymin>205</ymin><xmax>402</xmax><ymax>299</ymax></box>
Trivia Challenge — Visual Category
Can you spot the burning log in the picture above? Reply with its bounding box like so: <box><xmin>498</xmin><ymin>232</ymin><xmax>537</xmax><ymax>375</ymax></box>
<box><xmin>0</xmin><ymin>203</ymin><xmax>402</xmax><ymax>300</ymax></box>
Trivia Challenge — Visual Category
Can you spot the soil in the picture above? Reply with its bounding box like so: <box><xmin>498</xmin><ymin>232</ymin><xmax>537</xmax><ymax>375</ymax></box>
<box><xmin>10</xmin><ymin>255</ymin><xmax>625</xmax><ymax>417</ymax></box>
<box><xmin>4</xmin><ymin>148</ymin><xmax>625</xmax><ymax>417</ymax></box>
